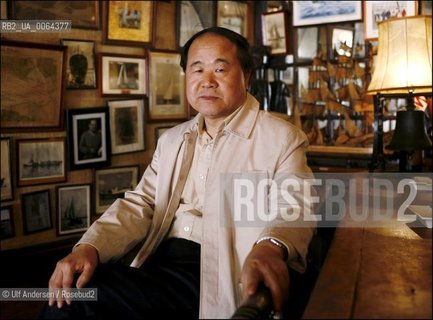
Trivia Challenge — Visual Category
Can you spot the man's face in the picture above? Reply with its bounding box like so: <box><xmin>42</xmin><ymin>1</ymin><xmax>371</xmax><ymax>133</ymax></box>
<box><xmin>89</xmin><ymin>120</ymin><xmax>97</xmax><ymax>132</ymax></box>
<box><xmin>185</xmin><ymin>33</ymin><xmax>249</xmax><ymax>121</ymax></box>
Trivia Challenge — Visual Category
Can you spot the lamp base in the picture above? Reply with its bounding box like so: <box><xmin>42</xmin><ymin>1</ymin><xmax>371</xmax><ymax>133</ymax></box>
<box><xmin>397</xmin><ymin>150</ymin><xmax>423</xmax><ymax>172</ymax></box>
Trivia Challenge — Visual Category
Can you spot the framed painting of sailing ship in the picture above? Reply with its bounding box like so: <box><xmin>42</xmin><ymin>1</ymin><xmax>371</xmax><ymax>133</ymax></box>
<box><xmin>1</xmin><ymin>40</ymin><xmax>66</xmax><ymax>132</ymax></box>
<box><xmin>57</xmin><ymin>184</ymin><xmax>91</xmax><ymax>235</ymax></box>
<box><xmin>66</xmin><ymin>107</ymin><xmax>111</xmax><ymax>171</ymax></box>
<box><xmin>363</xmin><ymin>1</ymin><xmax>417</xmax><ymax>40</ymax></box>
<box><xmin>108</xmin><ymin>99</ymin><xmax>146</xmax><ymax>154</ymax></box>
<box><xmin>94</xmin><ymin>165</ymin><xmax>139</xmax><ymax>214</ymax></box>
<box><xmin>217</xmin><ymin>1</ymin><xmax>253</xmax><ymax>43</ymax></box>
<box><xmin>292</xmin><ymin>1</ymin><xmax>362</xmax><ymax>27</ymax></box>
<box><xmin>262</xmin><ymin>10</ymin><xmax>289</xmax><ymax>55</ymax></box>
<box><xmin>99</xmin><ymin>53</ymin><xmax>148</xmax><ymax>97</ymax></box>
<box><xmin>61</xmin><ymin>39</ymin><xmax>97</xmax><ymax>89</ymax></box>
<box><xmin>1</xmin><ymin>205</ymin><xmax>14</xmax><ymax>240</ymax></box>
<box><xmin>21</xmin><ymin>189</ymin><xmax>52</xmax><ymax>235</ymax></box>
<box><xmin>148</xmin><ymin>51</ymin><xmax>187</xmax><ymax>121</ymax></box>
<box><xmin>102</xmin><ymin>1</ymin><xmax>154</xmax><ymax>47</ymax></box>
<box><xmin>1</xmin><ymin>138</ymin><xmax>13</xmax><ymax>201</ymax></box>
<box><xmin>16</xmin><ymin>138</ymin><xmax>66</xmax><ymax>187</ymax></box>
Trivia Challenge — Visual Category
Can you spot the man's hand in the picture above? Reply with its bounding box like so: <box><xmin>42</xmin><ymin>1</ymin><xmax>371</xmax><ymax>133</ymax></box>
<box><xmin>48</xmin><ymin>244</ymin><xmax>99</xmax><ymax>308</ymax></box>
<box><xmin>241</xmin><ymin>241</ymin><xmax>290</xmax><ymax>313</ymax></box>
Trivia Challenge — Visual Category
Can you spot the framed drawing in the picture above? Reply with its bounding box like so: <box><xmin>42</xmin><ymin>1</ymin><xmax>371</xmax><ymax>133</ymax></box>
<box><xmin>1</xmin><ymin>206</ymin><xmax>14</xmax><ymax>240</ymax></box>
<box><xmin>177</xmin><ymin>1</ymin><xmax>216</xmax><ymax>48</ymax></box>
<box><xmin>329</xmin><ymin>26</ymin><xmax>354</xmax><ymax>60</ymax></box>
<box><xmin>103</xmin><ymin>1</ymin><xmax>154</xmax><ymax>46</ymax></box>
<box><xmin>9</xmin><ymin>1</ymin><xmax>100</xmax><ymax>29</ymax></box>
<box><xmin>1</xmin><ymin>40</ymin><xmax>66</xmax><ymax>132</ymax></box>
<box><xmin>217</xmin><ymin>1</ymin><xmax>252</xmax><ymax>41</ymax></box>
<box><xmin>57</xmin><ymin>184</ymin><xmax>91</xmax><ymax>235</ymax></box>
<box><xmin>16</xmin><ymin>138</ymin><xmax>66</xmax><ymax>187</ymax></box>
<box><xmin>99</xmin><ymin>53</ymin><xmax>148</xmax><ymax>97</ymax></box>
<box><xmin>21</xmin><ymin>189</ymin><xmax>52</xmax><ymax>235</ymax></box>
<box><xmin>94</xmin><ymin>165</ymin><xmax>139</xmax><ymax>214</ymax></box>
<box><xmin>148</xmin><ymin>51</ymin><xmax>187</xmax><ymax>121</ymax></box>
<box><xmin>262</xmin><ymin>10</ymin><xmax>289</xmax><ymax>55</ymax></box>
<box><xmin>108</xmin><ymin>99</ymin><xmax>145</xmax><ymax>154</ymax></box>
<box><xmin>66</xmin><ymin>107</ymin><xmax>111</xmax><ymax>170</ymax></box>
<box><xmin>296</xmin><ymin>27</ymin><xmax>319</xmax><ymax>60</ymax></box>
<box><xmin>364</xmin><ymin>1</ymin><xmax>417</xmax><ymax>40</ymax></box>
<box><xmin>61</xmin><ymin>39</ymin><xmax>97</xmax><ymax>89</ymax></box>
<box><xmin>1</xmin><ymin>138</ymin><xmax>13</xmax><ymax>201</ymax></box>
<box><xmin>293</xmin><ymin>1</ymin><xmax>362</xmax><ymax>27</ymax></box>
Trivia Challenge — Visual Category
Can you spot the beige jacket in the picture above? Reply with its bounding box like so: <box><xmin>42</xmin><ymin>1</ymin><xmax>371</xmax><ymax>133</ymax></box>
<box><xmin>78</xmin><ymin>93</ymin><xmax>315</xmax><ymax>318</ymax></box>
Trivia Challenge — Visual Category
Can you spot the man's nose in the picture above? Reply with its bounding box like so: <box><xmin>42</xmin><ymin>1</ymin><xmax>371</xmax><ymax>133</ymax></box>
<box><xmin>200</xmin><ymin>72</ymin><xmax>217</xmax><ymax>88</ymax></box>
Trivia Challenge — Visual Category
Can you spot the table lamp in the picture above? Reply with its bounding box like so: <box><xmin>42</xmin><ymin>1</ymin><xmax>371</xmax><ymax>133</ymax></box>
<box><xmin>367</xmin><ymin>16</ymin><xmax>432</xmax><ymax>171</ymax></box>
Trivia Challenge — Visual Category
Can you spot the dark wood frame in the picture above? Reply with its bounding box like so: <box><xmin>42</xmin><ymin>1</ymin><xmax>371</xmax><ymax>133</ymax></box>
<box><xmin>261</xmin><ymin>10</ymin><xmax>289</xmax><ymax>56</ymax></box>
<box><xmin>16</xmin><ymin>137</ymin><xmax>67</xmax><ymax>187</ymax></box>
<box><xmin>21</xmin><ymin>189</ymin><xmax>52</xmax><ymax>235</ymax></box>
<box><xmin>0</xmin><ymin>205</ymin><xmax>15</xmax><ymax>240</ymax></box>
<box><xmin>1</xmin><ymin>138</ymin><xmax>14</xmax><ymax>201</ymax></box>
<box><xmin>328</xmin><ymin>25</ymin><xmax>355</xmax><ymax>61</ymax></box>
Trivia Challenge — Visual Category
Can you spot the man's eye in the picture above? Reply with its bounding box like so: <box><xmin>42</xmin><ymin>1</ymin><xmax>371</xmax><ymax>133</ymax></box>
<box><xmin>216</xmin><ymin>68</ymin><xmax>225</xmax><ymax>72</ymax></box>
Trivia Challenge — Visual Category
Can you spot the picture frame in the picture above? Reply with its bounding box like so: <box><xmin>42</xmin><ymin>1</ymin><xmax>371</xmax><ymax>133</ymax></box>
<box><xmin>56</xmin><ymin>184</ymin><xmax>91</xmax><ymax>235</ymax></box>
<box><xmin>420</xmin><ymin>0</ymin><xmax>432</xmax><ymax>15</ymax></box>
<box><xmin>262</xmin><ymin>10</ymin><xmax>289</xmax><ymax>55</ymax></box>
<box><xmin>21</xmin><ymin>189</ymin><xmax>52</xmax><ymax>235</ymax></box>
<box><xmin>296</xmin><ymin>27</ymin><xmax>319</xmax><ymax>61</ymax></box>
<box><xmin>1</xmin><ymin>40</ymin><xmax>66</xmax><ymax>132</ymax></box>
<box><xmin>148</xmin><ymin>51</ymin><xmax>187</xmax><ymax>121</ymax></box>
<box><xmin>1</xmin><ymin>1</ymin><xmax>7</xmax><ymax>19</ymax></box>
<box><xmin>102</xmin><ymin>1</ymin><xmax>154</xmax><ymax>47</ymax></box>
<box><xmin>108</xmin><ymin>99</ymin><xmax>146</xmax><ymax>154</ymax></box>
<box><xmin>99</xmin><ymin>53</ymin><xmax>148</xmax><ymax>97</ymax></box>
<box><xmin>329</xmin><ymin>26</ymin><xmax>354</xmax><ymax>60</ymax></box>
<box><xmin>1</xmin><ymin>138</ymin><xmax>13</xmax><ymax>201</ymax></box>
<box><xmin>16</xmin><ymin>138</ymin><xmax>66</xmax><ymax>187</ymax></box>
<box><xmin>217</xmin><ymin>1</ymin><xmax>252</xmax><ymax>42</ymax></box>
<box><xmin>177</xmin><ymin>1</ymin><xmax>216</xmax><ymax>48</ymax></box>
<box><xmin>292</xmin><ymin>1</ymin><xmax>362</xmax><ymax>27</ymax></box>
<box><xmin>1</xmin><ymin>205</ymin><xmax>14</xmax><ymax>240</ymax></box>
<box><xmin>94</xmin><ymin>165</ymin><xmax>139</xmax><ymax>214</ymax></box>
<box><xmin>363</xmin><ymin>1</ymin><xmax>417</xmax><ymax>40</ymax></box>
<box><xmin>60</xmin><ymin>39</ymin><xmax>97</xmax><ymax>89</ymax></box>
<box><xmin>8</xmin><ymin>0</ymin><xmax>100</xmax><ymax>29</ymax></box>
<box><xmin>66</xmin><ymin>107</ymin><xmax>111</xmax><ymax>170</ymax></box>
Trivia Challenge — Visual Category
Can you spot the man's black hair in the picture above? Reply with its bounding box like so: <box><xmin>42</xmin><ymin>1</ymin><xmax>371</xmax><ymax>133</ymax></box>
<box><xmin>180</xmin><ymin>27</ymin><xmax>254</xmax><ymax>76</ymax></box>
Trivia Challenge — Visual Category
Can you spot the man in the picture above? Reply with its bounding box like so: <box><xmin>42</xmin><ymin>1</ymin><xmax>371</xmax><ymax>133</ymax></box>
<box><xmin>79</xmin><ymin>119</ymin><xmax>102</xmax><ymax>160</ymax></box>
<box><xmin>41</xmin><ymin>27</ymin><xmax>315</xmax><ymax>319</ymax></box>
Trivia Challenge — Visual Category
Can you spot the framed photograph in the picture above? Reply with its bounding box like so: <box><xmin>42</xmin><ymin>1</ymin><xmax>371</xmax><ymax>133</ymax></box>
<box><xmin>262</xmin><ymin>10</ymin><xmax>289</xmax><ymax>55</ymax></box>
<box><xmin>293</xmin><ymin>1</ymin><xmax>362</xmax><ymax>27</ymax></box>
<box><xmin>16</xmin><ymin>138</ymin><xmax>66</xmax><ymax>187</ymax></box>
<box><xmin>217</xmin><ymin>1</ymin><xmax>252</xmax><ymax>42</ymax></box>
<box><xmin>420</xmin><ymin>0</ymin><xmax>432</xmax><ymax>15</ymax></box>
<box><xmin>1</xmin><ymin>206</ymin><xmax>14</xmax><ymax>240</ymax></box>
<box><xmin>94</xmin><ymin>166</ymin><xmax>139</xmax><ymax>214</ymax></box>
<box><xmin>1</xmin><ymin>40</ymin><xmax>66</xmax><ymax>132</ymax></box>
<box><xmin>57</xmin><ymin>184</ymin><xmax>91</xmax><ymax>235</ymax></box>
<box><xmin>9</xmin><ymin>1</ymin><xmax>100</xmax><ymax>29</ymax></box>
<box><xmin>148</xmin><ymin>51</ymin><xmax>187</xmax><ymax>121</ymax></box>
<box><xmin>1</xmin><ymin>138</ymin><xmax>13</xmax><ymax>201</ymax></box>
<box><xmin>61</xmin><ymin>39</ymin><xmax>97</xmax><ymax>89</ymax></box>
<box><xmin>329</xmin><ymin>26</ymin><xmax>354</xmax><ymax>60</ymax></box>
<box><xmin>296</xmin><ymin>27</ymin><xmax>319</xmax><ymax>60</ymax></box>
<box><xmin>66</xmin><ymin>107</ymin><xmax>111</xmax><ymax>170</ymax></box>
<box><xmin>177</xmin><ymin>1</ymin><xmax>216</xmax><ymax>48</ymax></box>
<box><xmin>21</xmin><ymin>189</ymin><xmax>52</xmax><ymax>235</ymax></box>
<box><xmin>99</xmin><ymin>53</ymin><xmax>148</xmax><ymax>97</ymax></box>
<box><xmin>108</xmin><ymin>99</ymin><xmax>145</xmax><ymax>154</ymax></box>
<box><xmin>364</xmin><ymin>1</ymin><xmax>417</xmax><ymax>40</ymax></box>
<box><xmin>103</xmin><ymin>1</ymin><xmax>154</xmax><ymax>46</ymax></box>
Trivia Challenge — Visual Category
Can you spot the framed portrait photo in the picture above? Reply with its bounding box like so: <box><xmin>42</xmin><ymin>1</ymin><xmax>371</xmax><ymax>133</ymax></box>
<box><xmin>292</xmin><ymin>1</ymin><xmax>362</xmax><ymax>27</ymax></box>
<box><xmin>16</xmin><ymin>138</ymin><xmax>66</xmax><ymax>187</ymax></box>
<box><xmin>1</xmin><ymin>138</ymin><xmax>13</xmax><ymax>201</ymax></box>
<box><xmin>103</xmin><ymin>1</ymin><xmax>154</xmax><ymax>46</ymax></box>
<box><xmin>1</xmin><ymin>40</ymin><xmax>66</xmax><ymax>132</ymax></box>
<box><xmin>94</xmin><ymin>165</ymin><xmax>139</xmax><ymax>214</ymax></box>
<box><xmin>148</xmin><ymin>51</ymin><xmax>187</xmax><ymax>121</ymax></box>
<box><xmin>21</xmin><ymin>189</ymin><xmax>52</xmax><ymax>235</ymax></box>
<box><xmin>262</xmin><ymin>10</ymin><xmax>289</xmax><ymax>55</ymax></box>
<box><xmin>99</xmin><ymin>53</ymin><xmax>148</xmax><ymax>97</ymax></box>
<box><xmin>66</xmin><ymin>107</ymin><xmax>111</xmax><ymax>170</ymax></box>
<box><xmin>57</xmin><ymin>184</ymin><xmax>91</xmax><ymax>235</ymax></box>
<box><xmin>61</xmin><ymin>39</ymin><xmax>97</xmax><ymax>89</ymax></box>
<box><xmin>1</xmin><ymin>205</ymin><xmax>15</xmax><ymax>240</ymax></box>
<box><xmin>108</xmin><ymin>99</ymin><xmax>145</xmax><ymax>154</ymax></box>
<box><xmin>363</xmin><ymin>1</ymin><xmax>417</xmax><ymax>40</ymax></box>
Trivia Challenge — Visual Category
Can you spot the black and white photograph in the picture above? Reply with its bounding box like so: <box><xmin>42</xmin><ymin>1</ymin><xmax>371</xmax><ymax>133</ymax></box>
<box><xmin>57</xmin><ymin>184</ymin><xmax>91</xmax><ymax>235</ymax></box>
<box><xmin>330</xmin><ymin>26</ymin><xmax>354</xmax><ymax>60</ymax></box>
<box><xmin>16</xmin><ymin>138</ymin><xmax>66</xmax><ymax>187</ymax></box>
<box><xmin>0</xmin><ymin>205</ymin><xmax>14</xmax><ymax>240</ymax></box>
<box><xmin>1</xmin><ymin>138</ymin><xmax>13</xmax><ymax>201</ymax></box>
<box><xmin>217</xmin><ymin>1</ymin><xmax>249</xmax><ymax>38</ymax></box>
<box><xmin>262</xmin><ymin>10</ymin><xmax>289</xmax><ymax>55</ymax></box>
<box><xmin>21</xmin><ymin>189</ymin><xmax>52</xmax><ymax>234</ymax></box>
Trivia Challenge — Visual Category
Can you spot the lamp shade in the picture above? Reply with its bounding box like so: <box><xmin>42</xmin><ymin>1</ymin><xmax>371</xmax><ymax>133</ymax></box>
<box><xmin>367</xmin><ymin>16</ymin><xmax>432</xmax><ymax>95</ymax></box>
